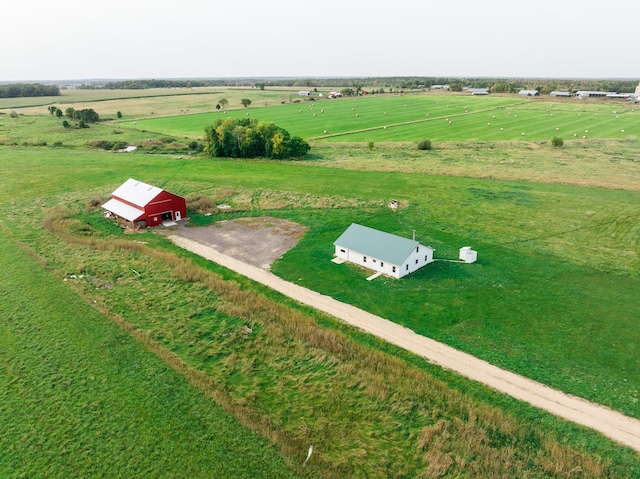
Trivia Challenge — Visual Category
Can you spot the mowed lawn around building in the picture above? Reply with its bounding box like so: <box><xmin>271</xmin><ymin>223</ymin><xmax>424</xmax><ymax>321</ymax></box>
<box><xmin>119</xmin><ymin>94</ymin><xmax>640</xmax><ymax>142</ymax></box>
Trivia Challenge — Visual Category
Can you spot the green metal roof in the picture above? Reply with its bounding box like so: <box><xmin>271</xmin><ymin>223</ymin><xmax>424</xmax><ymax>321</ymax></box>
<box><xmin>334</xmin><ymin>223</ymin><xmax>432</xmax><ymax>265</ymax></box>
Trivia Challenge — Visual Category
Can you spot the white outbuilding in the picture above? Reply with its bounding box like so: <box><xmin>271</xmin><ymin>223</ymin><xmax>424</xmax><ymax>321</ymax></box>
<box><xmin>333</xmin><ymin>223</ymin><xmax>435</xmax><ymax>279</ymax></box>
<box><xmin>459</xmin><ymin>246</ymin><xmax>477</xmax><ymax>263</ymax></box>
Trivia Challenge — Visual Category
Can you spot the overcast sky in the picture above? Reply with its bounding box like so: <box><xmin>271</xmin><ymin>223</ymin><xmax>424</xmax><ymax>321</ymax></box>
<box><xmin>3</xmin><ymin>0</ymin><xmax>638</xmax><ymax>82</ymax></box>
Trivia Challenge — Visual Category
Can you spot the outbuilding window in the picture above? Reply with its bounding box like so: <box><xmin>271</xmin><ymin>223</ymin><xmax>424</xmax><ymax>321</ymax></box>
<box><xmin>363</xmin><ymin>256</ymin><xmax>367</xmax><ymax>263</ymax></box>
<box><xmin>392</xmin><ymin>266</ymin><xmax>396</xmax><ymax>273</ymax></box>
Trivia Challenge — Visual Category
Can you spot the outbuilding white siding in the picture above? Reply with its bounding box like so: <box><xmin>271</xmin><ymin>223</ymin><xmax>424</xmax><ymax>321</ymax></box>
<box><xmin>334</xmin><ymin>224</ymin><xmax>434</xmax><ymax>279</ymax></box>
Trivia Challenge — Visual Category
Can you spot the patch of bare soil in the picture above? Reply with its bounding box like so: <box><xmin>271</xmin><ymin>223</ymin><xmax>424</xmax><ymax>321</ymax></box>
<box><xmin>166</xmin><ymin>217</ymin><xmax>307</xmax><ymax>268</ymax></box>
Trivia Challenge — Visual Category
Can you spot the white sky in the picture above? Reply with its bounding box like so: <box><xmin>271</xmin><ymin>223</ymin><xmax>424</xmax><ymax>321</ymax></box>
<box><xmin>2</xmin><ymin>0</ymin><xmax>638</xmax><ymax>82</ymax></box>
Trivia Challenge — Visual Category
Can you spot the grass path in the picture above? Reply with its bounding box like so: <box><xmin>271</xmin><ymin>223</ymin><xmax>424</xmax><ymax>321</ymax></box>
<box><xmin>169</xmin><ymin>234</ymin><xmax>640</xmax><ymax>453</ymax></box>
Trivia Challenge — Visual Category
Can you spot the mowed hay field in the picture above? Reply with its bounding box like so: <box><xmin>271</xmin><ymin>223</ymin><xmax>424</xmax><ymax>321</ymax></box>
<box><xmin>1</xmin><ymin>88</ymin><xmax>640</xmax><ymax>477</ymax></box>
<box><xmin>119</xmin><ymin>93</ymin><xmax>640</xmax><ymax>142</ymax></box>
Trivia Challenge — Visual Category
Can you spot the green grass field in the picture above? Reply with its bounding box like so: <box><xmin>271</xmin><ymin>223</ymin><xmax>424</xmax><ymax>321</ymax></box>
<box><xmin>118</xmin><ymin>94</ymin><xmax>640</xmax><ymax>142</ymax></box>
<box><xmin>0</xmin><ymin>224</ymin><xmax>302</xmax><ymax>479</ymax></box>
<box><xmin>1</xmin><ymin>89</ymin><xmax>640</xmax><ymax>477</ymax></box>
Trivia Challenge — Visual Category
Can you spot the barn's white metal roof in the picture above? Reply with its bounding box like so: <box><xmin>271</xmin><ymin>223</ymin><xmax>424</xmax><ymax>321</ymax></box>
<box><xmin>334</xmin><ymin>223</ymin><xmax>433</xmax><ymax>266</ymax></box>
<box><xmin>102</xmin><ymin>198</ymin><xmax>144</xmax><ymax>221</ymax></box>
<box><xmin>111</xmin><ymin>178</ymin><xmax>163</xmax><ymax>208</ymax></box>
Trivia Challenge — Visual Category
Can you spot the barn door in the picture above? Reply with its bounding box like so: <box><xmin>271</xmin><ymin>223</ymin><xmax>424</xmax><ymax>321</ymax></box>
<box><xmin>175</xmin><ymin>210</ymin><xmax>181</xmax><ymax>220</ymax></box>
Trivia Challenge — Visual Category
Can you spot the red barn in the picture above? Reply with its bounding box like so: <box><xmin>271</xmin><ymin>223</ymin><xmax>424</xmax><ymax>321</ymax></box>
<box><xmin>102</xmin><ymin>178</ymin><xmax>186</xmax><ymax>229</ymax></box>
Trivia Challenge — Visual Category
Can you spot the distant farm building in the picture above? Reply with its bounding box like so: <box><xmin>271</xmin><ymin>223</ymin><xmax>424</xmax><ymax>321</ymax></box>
<box><xmin>102</xmin><ymin>178</ymin><xmax>186</xmax><ymax>229</ymax></box>
<box><xmin>327</xmin><ymin>91</ymin><xmax>343</xmax><ymax>99</ymax></box>
<box><xmin>298</xmin><ymin>91</ymin><xmax>312</xmax><ymax>96</ymax></box>
<box><xmin>466</xmin><ymin>88</ymin><xmax>490</xmax><ymax>95</ymax></box>
<box><xmin>550</xmin><ymin>91</ymin><xmax>572</xmax><ymax>97</ymax></box>
<box><xmin>574</xmin><ymin>90</ymin><xmax>636</xmax><ymax>100</ymax></box>
<box><xmin>519</xmin><ymin>89</ymin><xmax>539</xmax><ymax>96</ymax></box>
<box><xmin>575</xmin><ymin>90</ymin><xmax>614</xmax><ymax>99</ymax></box>
<box><xmin>431</xmin><ymin>84</ymin><xmax>450</xmax><ymax>90</ymax></box>
<box><xmin>333</xmin><ymin>223</ymin><xmax>434</xmax><ymax>279</ymax></box>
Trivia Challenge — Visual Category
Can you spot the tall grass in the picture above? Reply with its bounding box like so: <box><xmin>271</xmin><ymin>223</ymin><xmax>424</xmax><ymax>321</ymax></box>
<box><xmin>0</xmin><ymin>223</ymin><xmax>301</xmax><ymax>479</ymax></box>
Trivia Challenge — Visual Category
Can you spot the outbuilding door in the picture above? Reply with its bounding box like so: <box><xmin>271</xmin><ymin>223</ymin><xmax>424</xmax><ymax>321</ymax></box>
<box><xmin>161</xmin><ymin>211</ymin><xmax>173</xmax><ymax>222</ymax></box>
<box><xmin>175</xmin><ymin>210</ymin><xmax>181</xmax><ymax>220</ymax></box>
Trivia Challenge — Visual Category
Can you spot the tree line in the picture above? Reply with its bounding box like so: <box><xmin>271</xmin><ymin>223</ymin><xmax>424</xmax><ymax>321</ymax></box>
<box><xmin>74</xmin><ymin>77</ymin><xmax>639</xmax><ymax>94</ymax></box>
<box><xmin>0</xmin><ymin>83</ymin><xmax>60</xmax><ymax>98</ymax></box>
<box><xmin>260</xmin><ymin>77</ymin><xmax>640</xmax><ymax>94</ymax></box>
<box><xmin>100</xmin><ymin>79</ymin><xmax>231</xmax><ymax>89</ymax></box>
<box><xmin>204</xmin><ymin>118</ymin><xmax>309</xmax><ymax>160</ymax></box>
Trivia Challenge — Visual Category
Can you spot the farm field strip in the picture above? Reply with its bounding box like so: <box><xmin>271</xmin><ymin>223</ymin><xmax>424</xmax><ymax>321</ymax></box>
<box><xmin>118</xmin><ymin>94</ymin><xmax>640</xmax><ymax>142</ymax></box>
<box><xmin>0</xmin><ymin>222</ymin><xmax>302</xmax><ymax>479</ymax></box>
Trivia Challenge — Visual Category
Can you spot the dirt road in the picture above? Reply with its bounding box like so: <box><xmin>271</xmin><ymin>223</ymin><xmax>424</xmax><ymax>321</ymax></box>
<box><xmin>169</xmin><ymin>234</ymin><xmax>640</xmax><ymax>452</ymax></box>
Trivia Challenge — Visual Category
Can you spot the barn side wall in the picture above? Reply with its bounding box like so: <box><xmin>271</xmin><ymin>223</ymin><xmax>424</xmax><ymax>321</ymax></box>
<box><xmin>144</xmin><ymin>191</ymin><xmax>187</xmax><ymax>226</ymax></box>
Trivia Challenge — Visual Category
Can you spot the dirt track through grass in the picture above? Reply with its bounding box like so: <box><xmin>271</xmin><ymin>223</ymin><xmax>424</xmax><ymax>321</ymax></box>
<box><xmin>170</xmin><ymin>234</ymin><xmax>640</xmax><ymax>453</ymax></box>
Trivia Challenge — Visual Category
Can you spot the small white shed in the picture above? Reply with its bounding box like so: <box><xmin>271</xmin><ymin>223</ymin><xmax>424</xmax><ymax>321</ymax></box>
<box><xmin>459</xmin><ymin>247</ymin><xmax>477</xmax><ymax>263</ymax></box>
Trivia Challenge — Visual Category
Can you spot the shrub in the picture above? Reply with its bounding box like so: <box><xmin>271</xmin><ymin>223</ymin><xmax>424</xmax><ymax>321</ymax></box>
<box><xmin>551</xmin><ymin>136</ymin><xmax>564</xmax><ymax>148</ymax></box>
<box><xmin>9</xmin><ymin>110</ymin><xmax>19</xmax><ymax>118</ymax></box>
<box><xmin>188</xmin><ymin>141</ymin><xmax>204</xmax><ymax>152</ymax></box>
<box><xmin>141</xmin><ymin>139</ymin><xmax>164</xmax><ymax>150</ymax></box>
<box><xmin>110</xmin><ymin>141</ymin><xmax>128</xmax><ymax>151</ymax></box>
<box><xmin>368</xmin><ymin>141</ymin><xmax>375</xmax><ymax>151</ymax></box>
<box><xmin>417</xmin><ymin>139</ymin><xmax>432</xmax><ymax>150</ymax></box>
<box><xmin>186</xmin><ymin>195</ymin><xmax>218</xmax><ymax>214</ymax></box>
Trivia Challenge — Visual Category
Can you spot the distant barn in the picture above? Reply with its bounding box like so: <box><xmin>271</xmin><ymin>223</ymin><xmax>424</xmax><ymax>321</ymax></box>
<box><xmin>518</xmin><ymin>89</ymin><xmax>539</xmax><ymax>96</ymax></box>
<box><xmin>333</xmin><ymin>223</ymin><xmax>434</xmax><ymax>279</ymax></box>
<box><xmin>102</xmin><ymin>178</ymin><xmax>186</xmax><ymax>229</ymax></box>
<box><xmin>550</xmin><ymin>91</ymin><xmax>572</xmax><ymax>97</ymax></box>
<box><xmin>466</xmin><ymin>88</ymin><xmax>490</xmax><ymax>95</ymax></box>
